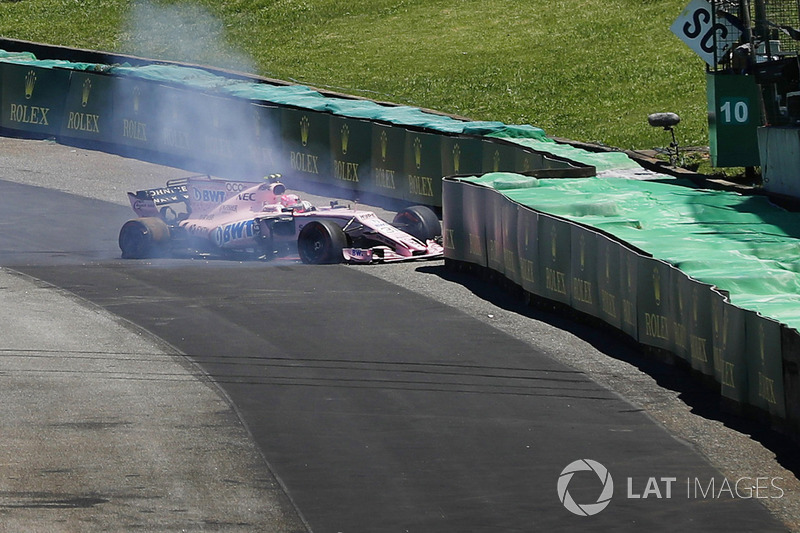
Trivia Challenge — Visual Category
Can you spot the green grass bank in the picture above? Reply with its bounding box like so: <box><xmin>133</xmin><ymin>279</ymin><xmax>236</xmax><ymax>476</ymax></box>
<box><xmin>0</xmin><ymin>0</ymin><xmax>708</xmax><ymax>152</ymax></box>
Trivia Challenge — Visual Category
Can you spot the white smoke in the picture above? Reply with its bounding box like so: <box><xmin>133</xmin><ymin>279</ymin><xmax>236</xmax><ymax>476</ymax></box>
<box><xmin>122</xmin><ymin>0</ymin><xmax>255</xmax><ymax>73</ymax></box>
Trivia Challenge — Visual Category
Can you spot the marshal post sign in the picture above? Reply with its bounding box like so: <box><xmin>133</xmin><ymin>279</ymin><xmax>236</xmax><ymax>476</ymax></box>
<box><xmin>671</xmin><ymin>0</ymin><xmax>743</xmax><ymax>67</ymax></box>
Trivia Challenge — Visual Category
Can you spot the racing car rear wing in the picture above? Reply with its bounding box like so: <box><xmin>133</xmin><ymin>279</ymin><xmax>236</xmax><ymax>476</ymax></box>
<box><xmin>127</xmin><ymin>175</ymin><xmax>275</xmax><ymax>219</ymax></box>
<box><xmin>127</xmin><ymin>175</ymin><xmax>206</xmax><ymax>218</ymax></box>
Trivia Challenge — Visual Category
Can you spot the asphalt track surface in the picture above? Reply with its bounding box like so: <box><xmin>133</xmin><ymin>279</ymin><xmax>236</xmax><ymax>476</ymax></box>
<box><xmin>0</xmin><ymin>138</ymin><xmax>798</xmax><ymax>531</ymax></box>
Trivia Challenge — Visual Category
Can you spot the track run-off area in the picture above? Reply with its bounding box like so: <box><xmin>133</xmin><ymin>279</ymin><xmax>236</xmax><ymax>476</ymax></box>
<box><xmin>0</xmin><ymin>137</ymin><xmax>798</xmax><ymax>531</ymax></box>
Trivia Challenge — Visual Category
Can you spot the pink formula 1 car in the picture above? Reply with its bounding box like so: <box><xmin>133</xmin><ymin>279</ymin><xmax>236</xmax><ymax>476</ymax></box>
<box><xmin>119</xmin><ymin>175</ymin><xmax>443</xmax><ymax>264</ymax></box>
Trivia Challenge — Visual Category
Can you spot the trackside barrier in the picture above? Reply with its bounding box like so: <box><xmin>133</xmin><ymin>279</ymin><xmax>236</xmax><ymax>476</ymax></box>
<box><xmin>442</xmin><ymin>175</ymin><xmax>798</xmax><ymax>439</ymax></box>
<box><xmin>1</xmin><ymin>62</ymin><xmax>70</xmax><ymax>136</ymax></box>
<box><xmin>0</xmin><ymin>48</ymin><xmax>596</xmax><ymax>208</ymax></box>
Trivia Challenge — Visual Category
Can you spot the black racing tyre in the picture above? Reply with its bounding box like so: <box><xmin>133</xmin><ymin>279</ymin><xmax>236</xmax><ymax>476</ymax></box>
<box><xmin>119</xmin><ymin>217</ymin><xmax>170</xmax><ymax>259</ymax></box>
<box><xmin>297</xmin><ymin>220</ymin><xmax>347</xmax><ymax>264</ymax></box>
<box><xmin>392</xmin><ymin>205</ymin><xmax>441</xmax><ymax>242</ymax></box>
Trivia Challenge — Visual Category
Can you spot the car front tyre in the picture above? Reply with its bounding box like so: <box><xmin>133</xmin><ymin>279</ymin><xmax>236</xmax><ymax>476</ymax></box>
<box><xmin>297</xmin><ymin>220</ymin><xmax>346</xmax><ymax>264</ymax></box>
<box><xmin>392</xmin><ymin>205</ymin><xmax>441</xmax><ymax>242</ymax></box>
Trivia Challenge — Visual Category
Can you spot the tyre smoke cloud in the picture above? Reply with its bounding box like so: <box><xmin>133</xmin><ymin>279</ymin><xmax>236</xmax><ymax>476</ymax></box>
<box><xmin>122</xmin><ymin>0</ymin><xmax>255</xmax><ymax>74</ymax></box>
<box><xmin>114</xmin><ymin>1</ymin><xmax>282</xmax><ymax>181</ymax></box>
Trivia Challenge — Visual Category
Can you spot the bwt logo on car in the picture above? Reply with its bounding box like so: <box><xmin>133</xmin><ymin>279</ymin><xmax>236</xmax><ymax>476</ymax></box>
<box><xmin>193</xmin><ymin>187</ymin><xmax>226</xmax><ymax>203</ymax></box>
<box><xmin>213</xmin><ymin>220</ymin><xmax>258</xmax><ymax>247</ymax></box>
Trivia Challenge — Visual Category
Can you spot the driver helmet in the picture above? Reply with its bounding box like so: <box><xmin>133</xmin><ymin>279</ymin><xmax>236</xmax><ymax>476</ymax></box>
<box><xmin>280</xmin><ymin>194</ymin><xmax>301</xmax><ymax>208</ymax></box>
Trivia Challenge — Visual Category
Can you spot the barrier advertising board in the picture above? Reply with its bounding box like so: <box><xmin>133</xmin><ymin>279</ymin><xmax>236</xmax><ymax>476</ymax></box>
<box><xmin>482</xmin><ymin>140</ymin><xmax>520</xmax><ymax>173</ymax></box>
<box><xmin>197</xmin><ymin>94</ymin><xmax>265</xmax><ymax>177</ymax></box>
<box><xmin>637</xmin><ymin>258</ymin><xmax>675</xmax><ymax>351</ymax></box>
<box><xmin>330</xmin><ymin>116</ymin><xmax>372</xmax><ymax>192</ymax></box>
<box><xmin>461</xmin><ymin>181</ymin><xmax>488</xmax><ymax>267</ymax></box>
<box><xmin>680</xmin><ymin>274</ymin><xmax>715</xmax><ymax>377</ymax></box>
<box><xmin>486</xmin><ymin>190</ymin><xmax>506</xmax><ymax>275</ymax></box>
<box><xmin>619</xmin><ymin>248</ymin><xmax>639</xmax><ymax>340</ymax></box>
<box><xmin>441</xmin><ymin>135</ymin><xmax>483</xmax><ymax>178</ymax></box>
<box><xmin>371</xmin><ymin>123</ymin><xmax>405</xmax><ymax>201</ymax></box>
<box><xmin>516</xmin><ymin>206</ymin><xmax>540</xmax><ymax>296</ymax></box>
<box><xmin>281</xmin><ymin>108</ymin><xmax>331</xmax><ymax>183</ymax></box>
<box><xmin>712</xmin><ymin>296</ymin><xmax>749</xmax><ymax>403</ymax></box>
<box><xmin>404</xmin><ymin>130</ymin><xmax>442</xmax><ymax>205</ymax></box>
<box><xmin>570</xmin><ymin>225</ymin><xmax>600</xmax><ymax>318</ymax></box>
<box><xmin>746</xmin><ymin>313</ymin><xmax>786</xmax><ymax>418</ymax></box>
<box><xmin>1</xmin><ymin>63</ymin><xmax>69</xmax><ymax>136</ymax></box>
<box><xmin>251</xmin><ymin>104</ymin><xmax>283</xmax><ymax>175</ymax></box>
<box><xmin>500</xmin><ymin>198</ymin><xmax>521</xmax><ymax>286</ymax></box>
<box><xmin>516</xmin><ymin>148</ymin><xmax>544</xmax><ymax>174</ymax></box>
<box><xmin>442</xmin><ymin>178</ymin><xmax>487</xmax><ymax>266</ymax></box>
<box><xmin>111</xmin><ymin>77</ymin><xmax>160</xmax><ymax>153</ymax></box>
<box><xmin>60</xmin><ymin>71</ymin><xmax>113</xmax><ymax>143</ymax></box>
<box><xmin>537</xmin><ymin>214</ymin><xmax>572</xmax><ymax>305</ymax></box>
<box><xmin>781</xmin><ymin>326</ymin><xmax>800</xmax><ymax>432</ymax></box>
<box><xmin>596</xmin><ymin>234</ymin><xmax>624</xmax><ymax>331</ymax></box>
<box><xmin>152</xmin><ymin>88</ymin><xmax>264</xmax><ymax>177</ymax></box>
<box><xmin>442</xmin><ymin>177</ymin><xmax>464</xmax><ymax>261</ymax></box>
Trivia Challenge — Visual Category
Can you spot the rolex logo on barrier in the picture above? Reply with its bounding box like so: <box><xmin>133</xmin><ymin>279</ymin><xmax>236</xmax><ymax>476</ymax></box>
<box><xmin>122</xmin><ymin>87</ymin><xmax>147</xmax><ymax>142</ymax></box>
<box><xmin>722</xmin><ymin>312</ymin><xmax>729</xmax><ymax>349</ymax></box>
<box><xmin>380</xmin><ymin>131</ymin><xmax>388</xmax><ymax>162</ymax></box>
<box><xmin>689</xmin><ymin>288</ymin><xmax>708</xmax><ymax>364</ymax></box>
<box><xmin>719</xmin><ymin>310</ymin><xmax>734</xmax><ymax>388</ymax></box>
<box><xmin>81</xmin><ymin>78</ymin><xmax>92</xmax><ymax>107</ymax></box>
<box><xmin>10</xmin><ymin>70</ymin><xmax>50</xmax><ymax>126</ymax></box>
<box><xmin>24</xmin><ymin>70</ymin><xmax>37</xmax><ymax>99</ymax></box>
<box><xmin>579</xmin><ymin>234</ymin><xmax>586</xmax><ymax>271</ymax></box>
<box><xmin>341</xmin><ymin>124</ymin><xmax>350</xmax><ymax>154</ymax></box>
<box><xmin>300</xmin><ymin>115</ymin><xmax>310</xmax><ymax>146</ymax></box>
<box><xmin>453</xmin><ymin>143</ymin><xmax>461</xmax><ymax>173</ymax></box>
<box><xmin>132</xmin><ymin>86</ymin><xmax>141</xmax><ymax>114</ymax></box>
<box><xmin>627</xmin><ymin>256</ymin><xmax>634</xmax><ymax>289</ymax></box>
<box><xmin>493</xmin><ymin>150</ymin><xmax>500</xmax><ymax>172</ymax></box>
<box><xmin>653</xmin><ymin>267</ymin><xmax>662</xmax><ymax>306</ymax></box>
<box><xmin>545</xmin><ymin>226</ymin><xmax>567</xmax><ymax>296</ymax></box>
<box><xmin>290</xmin><ymin>115</ymin><xmax>319</xmax><ymax>175</ymax></box>
<box><xmin>713</xmin><ymin>309</ymin><xmax>719</xmax><ymax>338</ymax></box>
<box><xmin>712</xmin><ymin>309</ymin><xmax>724</xmax><ymax>372</ymax></box>
<box><xmin>374</xmin><ymin>130</ymin><xmax>395</xmax><ymax>190</ymax></box>
<box><xmin>408</xmin><ymin>137</ymin><xmax>434</xmax><ymax>197</ymax></box>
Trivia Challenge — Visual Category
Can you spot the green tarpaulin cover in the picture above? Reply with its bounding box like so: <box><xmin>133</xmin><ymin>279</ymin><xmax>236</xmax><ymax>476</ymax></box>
<box><xmin>461</xmin><ymin>172</ymin><xmax>800</xmax><ymax>330</ymax></box>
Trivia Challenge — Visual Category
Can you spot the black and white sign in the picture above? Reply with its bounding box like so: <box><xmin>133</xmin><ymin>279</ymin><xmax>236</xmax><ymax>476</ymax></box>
<box><xmin>671</xmin><ymin>0</ymin><xmax>742</xmax><ymax>67</ymax></box>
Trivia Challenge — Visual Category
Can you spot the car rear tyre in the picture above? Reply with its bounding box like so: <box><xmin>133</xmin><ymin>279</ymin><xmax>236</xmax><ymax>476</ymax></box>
<box><xmin>297</xmin><ymin>220</ymin><xmax>346</xmax><ymax>264</ymax></box>
<box><xmin>393</xmin><ymin>205</ymin><xmax>441</xmax><ymax>242</ymax></box>
<box><xmin>119</xmin><ymin>217</ymin><xmax>170</xmax><ymax>259</ymax></box>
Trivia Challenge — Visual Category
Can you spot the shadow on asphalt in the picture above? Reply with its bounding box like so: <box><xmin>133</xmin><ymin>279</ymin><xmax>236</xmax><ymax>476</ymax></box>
<box><xmin>414</xmin><ymin>262</ymin><xmax>800</xmax><ymax>480</ymax></box>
